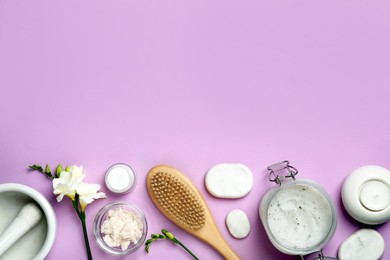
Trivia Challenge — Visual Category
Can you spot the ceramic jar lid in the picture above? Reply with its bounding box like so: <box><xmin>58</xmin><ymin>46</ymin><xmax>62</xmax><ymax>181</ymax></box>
<box><xmin>342</xmin><ymin>165</ymin><xmax>390</xmax><ymax>225</ymax></box>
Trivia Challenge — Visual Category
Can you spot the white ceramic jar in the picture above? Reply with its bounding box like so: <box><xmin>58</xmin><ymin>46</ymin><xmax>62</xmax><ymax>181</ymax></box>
<box><xmin>105</xmin><ymin>163</ymin><xmax>137</xmax><ymax>194</ymax></box>
<box><xmin>259</xmin><ymin>161</ymin><xmax>337</xmax><ymax>259</ymax></box>
<box><xmin>342</xmin><ymin>165</ymin><xmax>390</xmax><ymax>225</ymax></box>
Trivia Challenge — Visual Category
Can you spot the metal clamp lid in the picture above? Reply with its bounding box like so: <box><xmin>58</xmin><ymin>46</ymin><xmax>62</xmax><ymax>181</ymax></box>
<box><xmin>267</xmin><ymin>160</ymin><xmax>298</xmax><ymax>186</ymax></box>
<box><xmin>300</xmin><ymin>250</ymin><xmax>338</xmax><ymax>260</ymax></box>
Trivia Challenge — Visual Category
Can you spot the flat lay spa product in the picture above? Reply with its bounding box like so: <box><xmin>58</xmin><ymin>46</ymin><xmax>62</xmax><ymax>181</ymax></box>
<box><xmin>147</xmin><ymin>165</ymin><xmax>240</xmax><ymax>260</ymax></box>
<box><xmin>226</xmin><ymin>209</ymin><xmax>250</xmax><ymax>239</ymax></box>
<box><xmin>338</xmin><ymin>229</ymin><xmax>385</xmax><ymax>260</ymax></box>
<box><xmin>205</xmin><ymin>163</ymin><xmax>253</xmax><ymax>198</ymax></box>
<box><xmin>342</xmin><ymin>165</ymin><xmax>390</xmax><ymax>225</ymax></box>
<box><xmin>105</xmin><ymin>163</ymin><xmax>137</xmax><ymax>194</ymax></box>
<box><xmin>0</xmin><ymin>203</ymin><xmax>43</xmax><ymax>256</ymax></box>
<box><xmin>94</xmin><ymin>202</ymin><xmax>147</xmax><ymax>255</ymax></box>
<box><xmin>0</xmin><ymin>183</ymin><xmax>56</xmax><ymax>260</ymax></box>
<box><xmin>259</xmin><ymin>161</ymin><xmax>337</xmax><ymax>258</ymax></box>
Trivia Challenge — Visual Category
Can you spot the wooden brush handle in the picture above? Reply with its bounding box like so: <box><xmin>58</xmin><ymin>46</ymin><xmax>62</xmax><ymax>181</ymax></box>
<box><xmin>210</xmin><ymin>239</ymin><xmax>240</xmax><ymax>260</ymax></box>
<box><xmin>202</xmin><ymin>221</ymin><xmax>240</xmax><ymax>260</ymax></box>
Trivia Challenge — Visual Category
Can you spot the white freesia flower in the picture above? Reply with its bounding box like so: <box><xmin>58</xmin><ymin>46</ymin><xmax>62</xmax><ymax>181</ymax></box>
<box><xmin>53</xmin><ymin>165</ymin><xmax>85</xmax><ymax>202</ymax></box>
<box><xmin>76</xmin><ymin>182</ymin><xmax>106</xmax><ymax>210</ymax></box>
<box><xmin>32</xmin><ymin>163</ymin><xmax>107</xmax><ymax>260</ymax></box>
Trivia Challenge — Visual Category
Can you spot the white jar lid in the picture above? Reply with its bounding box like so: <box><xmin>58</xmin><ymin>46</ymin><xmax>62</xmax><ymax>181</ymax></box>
<box><xmin>105</xmin><ymin>163</ymin><xmax>137</xmax><ymax>194</ymax></box>
<box><xmin>342</xmin><ymin>165</ymin><xmax>390</xmax><ymax>225</ymax></box>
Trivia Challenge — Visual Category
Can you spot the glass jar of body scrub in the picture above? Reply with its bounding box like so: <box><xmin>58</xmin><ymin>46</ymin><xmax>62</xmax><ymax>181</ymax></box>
<box><xmin>259</xmin><ymin>161</ymin><xmax>337</xmax><ymax>259</ymax></box>
<box><xmin>94</xmin><ymin>202</ymin><xmax>148</xmax><ymax>255</ymax></box>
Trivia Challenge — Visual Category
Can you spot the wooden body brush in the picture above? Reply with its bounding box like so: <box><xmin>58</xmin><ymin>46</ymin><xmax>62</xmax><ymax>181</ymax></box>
<box><xmin>147</xmin><ymin>165</ymin><xmax>240</xmax><ymax>260</ymax></box>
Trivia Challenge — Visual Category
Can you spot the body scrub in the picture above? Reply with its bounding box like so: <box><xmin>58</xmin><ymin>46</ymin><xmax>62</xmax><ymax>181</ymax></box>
<box><xmin>94</xmin><ymin>202</ymin><xmax>147</xmax><ymax>255</ymax></box>
<box><xmin>267</xmin><ymin>184</ymin><xmax>333</xmax><ymax>250</ymax></box>
<box><xmin>259</xmin><ymin>161</ymin><xmax>337</xmax><ymax>257</ymax></box>
<box><xmin>101</xmin><ymin>207</ymin><xmax>143</xmax><ymax>250</ymax></box>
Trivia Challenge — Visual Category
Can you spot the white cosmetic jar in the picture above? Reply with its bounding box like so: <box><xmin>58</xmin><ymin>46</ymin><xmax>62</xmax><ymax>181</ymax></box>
<box><xmin>342</xmin><ymin>165</ymin><xmax>390</xmax><ymax>225</ymax></box>
<box><xmin>105</xmin><ymin>163</ymin><xmax>137</xmax><ymax>194</ymax></box>
<box><xmin>259</xmin><ymin>162</ymin><xmax>337</xmax><ymax>259</ymax></box>
<box><xmin>0</xmin><ymin>183</ymin><xmax>56</xmax><ymax>260</ymax></box>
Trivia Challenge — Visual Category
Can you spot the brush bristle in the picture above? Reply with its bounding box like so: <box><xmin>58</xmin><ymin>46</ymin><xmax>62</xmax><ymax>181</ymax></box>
<box><xmin>150</xmin><ymin>171</ymin><xmax>206</xmax><ymax>230</ymax></box>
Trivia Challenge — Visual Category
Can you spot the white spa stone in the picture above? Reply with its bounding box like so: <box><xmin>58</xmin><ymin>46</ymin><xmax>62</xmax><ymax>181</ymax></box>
<box><xmin>226</xmin><ymin>209</ymin><xmax>250</xmax><ymax>239</ymax></box>
<box><xmin>338</xmin><ymin>229</ymin><xmax>385</xmax><ymax>260</ymax></box>
<box><xmin>205</xmin><ymin>163</ymin><xmax>253</xmax><ymax>198</ymax></box>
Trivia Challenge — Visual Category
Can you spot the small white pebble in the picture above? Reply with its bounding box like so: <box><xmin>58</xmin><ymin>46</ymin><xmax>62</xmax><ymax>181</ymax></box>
<box><xmin>338</xmin><ymin>229</ymin><xmax>385</xmax><ymax>260</ymax></box>
<box><xmin>205</xmin><ymin>163</ymin><xmax>253</xmax><ymax>198</ymax></box>
<box><xmin>226</xmin><ymin>209</ymin><xmax>251</xmax><ymax>239</ymax></box>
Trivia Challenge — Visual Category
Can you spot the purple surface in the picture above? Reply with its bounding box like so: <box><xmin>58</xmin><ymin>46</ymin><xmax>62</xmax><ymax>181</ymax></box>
<box><xmin>1</xmin><ymin>1</ymin><xmax>390</xmax><ymax>259</ymax></box>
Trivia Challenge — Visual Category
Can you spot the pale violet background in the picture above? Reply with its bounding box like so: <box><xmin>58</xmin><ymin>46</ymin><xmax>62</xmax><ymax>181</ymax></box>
<box><xmin>1</xmin><ymin>1</ymin><xmax>390</xmax><ymax>260</ymax></box>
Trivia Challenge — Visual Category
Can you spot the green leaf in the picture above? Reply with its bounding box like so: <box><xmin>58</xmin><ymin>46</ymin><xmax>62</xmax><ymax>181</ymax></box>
<box><xmin>65</xmin><ymin>166</ymin><xmax>71</xmax><ymax>172</ymax></box>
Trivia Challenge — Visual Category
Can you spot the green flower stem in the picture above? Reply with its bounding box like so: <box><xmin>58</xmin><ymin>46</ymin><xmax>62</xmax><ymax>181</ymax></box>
<box><xmin>73</xmin><ymin>195</ymin><xmax>93</xmax><ymax>260</ymax></box>
<box><xmin>174</xmin><ymin>239</ymin><xmax>199</xmax><ymax>260</ymax></box>
<box><xmin>146</xmin><ymin>229</ymin><xmax>199</xmax><ymax>260</ymax></box>
<box><xmin>80</xmin><ymin>211</ymin><xmax>92</xmax><ymax>260</ymax></box>
<box><xmin>29</xmin><ymin>164</ymin><xmax>54</xmax><ymax>180</ymax></box>
<box><xmin>29</xmin><ymin>163</ymin><xmax>100</xmax><ymax>260</ymax></box>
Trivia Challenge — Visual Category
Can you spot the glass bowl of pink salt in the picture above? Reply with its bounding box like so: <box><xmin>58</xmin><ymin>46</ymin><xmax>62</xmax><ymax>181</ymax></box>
<box><xmin>93</xmin><ymin>202</ymin><xmax>148</xmax><ymax>255</ymax></box>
